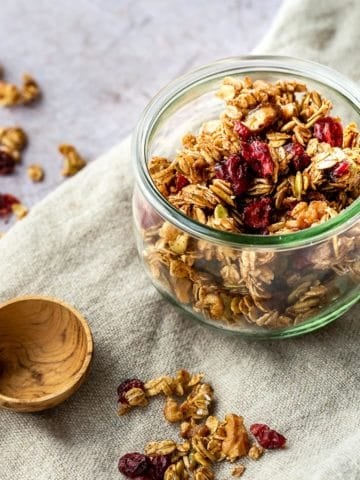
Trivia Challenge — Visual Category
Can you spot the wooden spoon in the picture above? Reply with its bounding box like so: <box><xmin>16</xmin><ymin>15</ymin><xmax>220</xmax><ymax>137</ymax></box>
<box><xmin>0</xmin><ymin>296</ymin><xmax>93</xmax><ymax>412</ymax></box>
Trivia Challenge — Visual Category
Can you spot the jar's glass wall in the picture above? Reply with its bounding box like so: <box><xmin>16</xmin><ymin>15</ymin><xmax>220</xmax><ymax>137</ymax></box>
<box><xmin>134</xmin><ymin>186</ymin><xmax>360</xmax><ymax>337</ymax></box>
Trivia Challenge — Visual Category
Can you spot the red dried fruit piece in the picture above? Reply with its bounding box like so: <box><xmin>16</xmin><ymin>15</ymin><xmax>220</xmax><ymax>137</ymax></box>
<box><xmin>330</xmin><ymin>161</ymin><xmax>349</xmax><ymax>181</ymax></box>
<box><xmin>215</xmin><ymin>154</ymin><xmax>251</xmax><ymax>196</ymax></box>
<box><xmin>174</xmin><ymin>173</ymin><xmax>189</xmax><ymax>192</ymax></box>
<box><xmin>250</xmin><ymin>423</ymin><xmax>286</xmax><ymax>449</ymax></box>
<box><xmin>234</xmin><ymin>121</ymin><xmax>252</xmax><ymax>141</ymax></box>
<box><xmin>148</xmin><ymin>455</ymin><xmax>172</xmax><ymax>480</ymax></box>
<box><xmin>0</xmin><ymin>193</ymin><xmax>20</xmax><ymax>219</ymax></box>
<box><xmin>241</xmin><ymin>140</ymin><xmax>274</xmax><ymax>177</ymax></box>
<box><xmin>243</xmin><ymin>197</ymin><xmax>273</xmax><ymax>231</ymax></box>
<box><xmin>0</xmin><ymin>150</ymin><xmax>16</xmax><ymax>175</ymax></box>
<box><xmin>284</xmin><ymin>142</ymin><xmax>311</xmax><ymax>171</ymax></box>
<box><xmin>117</xmin><ymin>379</ymin><xmax>145</xmax><ymax>405</ymax></box>
<box><xmin>118</xmin><ymin>453</ymin><xmax>151</xmax><ymax>478</ymax></box>
<box><xmin>313</xmin><ymin>117</ymin><xmax>343</xmax><ymax>147</ymax></box>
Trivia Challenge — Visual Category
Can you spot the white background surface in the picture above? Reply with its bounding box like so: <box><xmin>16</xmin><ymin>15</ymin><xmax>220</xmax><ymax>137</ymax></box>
<box><xmin>0</xmin><ymin>0</ymin><xmax>282</xmax><ymax>230</ymax></box>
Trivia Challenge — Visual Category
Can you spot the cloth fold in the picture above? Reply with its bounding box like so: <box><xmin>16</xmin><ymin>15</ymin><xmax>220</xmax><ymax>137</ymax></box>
<box><xmin>1</xmin><ymin>1</ymin><xmax>360</xmax><ymax>479</ymax></box>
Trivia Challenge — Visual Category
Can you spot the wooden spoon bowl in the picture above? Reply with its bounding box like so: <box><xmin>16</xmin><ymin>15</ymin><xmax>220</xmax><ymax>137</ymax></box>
<box><xmin>0</xmin><ymin>296</ymin><xmax>93</xmax><ymax>412</ymax></box>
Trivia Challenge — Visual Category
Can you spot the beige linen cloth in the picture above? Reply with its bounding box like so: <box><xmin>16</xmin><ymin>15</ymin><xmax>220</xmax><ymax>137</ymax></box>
<box><xmin>1</xmin><ymin>0</ymin><xmax>360</xmax><ymax>479</ymax></box>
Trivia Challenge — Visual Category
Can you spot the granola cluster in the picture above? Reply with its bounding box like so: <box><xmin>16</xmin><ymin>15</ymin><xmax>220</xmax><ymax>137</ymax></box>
<box><xmin>117</xmin><ymin>370</ymin><xmax>285</xmax><ymax>479</ymax></box>
<box><xmin>59</xmin><ymin>144</ymin><xmax>87</xmax><ymax>177</ymax></box>
<box><xmin>0</xmin><ymin>70</ymin><xmax>40</xmax><ymax>107</ymax></box>
<box><xmin>139</xmin><ymin>76</ymin><xmax>360</xmax><ymax>329</ymax></box>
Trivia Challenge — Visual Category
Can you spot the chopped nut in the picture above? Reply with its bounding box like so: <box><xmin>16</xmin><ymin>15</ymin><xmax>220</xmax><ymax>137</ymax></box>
<box><xmin>231</xmin><ymin>465</ymin><xmax>246</xmax><ymax>477</ymax></box>
<box><xmin>248</xmin><ymin>443</ymin><xmax>264</xmax><ymax>460</ymax></box>
<box><xmin>0</xmin><ymin>82</ymin><xmax>21</xmax><ymax>106</ymax></box>
<box><xmin>243</xmin><ymin>103</ymin><xmax>279</xmax><ymax>132</ymax></box>
<box><xmin>27</xmin><ymin>164</ymin><xmax>45</xmax><ymax>182</ymax></box>
<box><xmin>221</xmin><ymin>414</ymin><xmax>249</xmax><ymax>460</ymax></box>
<box><xmin>21</xmin><ymin>74</ymin><xmax>41</xmax><ymax>103</ymax></box>
<box><xmin>59</xmin><ymin>144</ymin><xmax>86</xmax><ymax>176</ymax></box>
<box><xmin>0</xmin><ymin>127</ymin><xmax>27</xmax><ymax>151</ymax></box>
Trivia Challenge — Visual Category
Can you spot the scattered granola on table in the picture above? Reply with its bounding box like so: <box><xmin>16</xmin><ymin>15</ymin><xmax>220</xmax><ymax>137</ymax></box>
<box><xmin>139</xmin><ymin>76</ymin><xmax>360</xmax><ymax>329</ymax></box>
<box><xmin>0</xmin><ymin>126</ymin><xmax>27</xmax><ymax>175</ymax></box>
<box><xmin>0</xmin><ymin>73</ymin><xmax>40</xmax><ymax>107</ymax></box>
<box><xmin>27</xmin><ymin>163</ymin><xmax>45</xmax><ymax>182</ymax></box>
<box><xmin>116</xmin><ymin>370</ymin><xmax>286</xmax><ymax>480</ymax></box>
<box><xmin>59</xmin><ymin>144</ymin><xmax>86</xmax><ymax>176</ymax></box>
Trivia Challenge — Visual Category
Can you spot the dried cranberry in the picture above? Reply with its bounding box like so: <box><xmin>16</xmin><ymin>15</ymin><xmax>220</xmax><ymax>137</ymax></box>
<box><xmin>215</xmin><ymin>155</ymin><xmax>251</xmax><ymax>196</ymax></box>
<box><xmin>313</xmin><ymin>117</ymin><xmax>343</xmax><ymax>147</ymax></box>
<box><xmin>118</xmin><ymin>453</ymin><xmax>151</xmax><ymax>478</ymax></box>
<box><xmin>240</xmin><ymin>142</ymin><xmax>253</xmax><ymax>162</ymax></box>
<box><xmin>148</xmin><ymin>455</ymin><xmax>171</xmax><ymax>480</ymax></box>
<box><xmin>329</xmin><ymin>161</ymin><xmax>349</xmax><ymax>181</ymax></box>
<box><xmin>240</xmin><ymin>140</ymin><xmax>274</xmax><ymax>177</ymax></box>
<box><xmin>243</xmin><ymin>197</ymin><xmax>273</xmax><ymax>231</ymax></box>
<box><xmin>117</xmin><ymin>379</ymin><xmax>145</xmax><ymax>405</ymax></box>
<box><xmin>0</xmin><ymin>193</ymin><xmax>20</xmax><ymax>219</ymax></box>
<box><xmin>0</xmin><ymin>151</ymin><xmax>16</xmax><ymax>175</ymax></box>
<box><xmin>285</xmin><ymin>142</ymin><xmax>311</xmax><ymax>171</ymax></box>
<box><xmin>250</xmin><ymin>423</ymin><xmax>286</xmax><ymax>449</ymax></box>
<box><xmin>174</xmin><ymin>173</ymin><xmax>189</xmax><ymax>192</ymax></box>
<box><xmin>234</xmin><ymin>121</ymin><xmax>252</xmax><ymax>141</ymax></box>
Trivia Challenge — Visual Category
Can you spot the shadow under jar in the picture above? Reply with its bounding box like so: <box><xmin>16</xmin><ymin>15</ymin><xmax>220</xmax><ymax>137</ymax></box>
<box><xmin>132</xmin><ymin>56</ymin><xmax>360</xmax><ymax>339</ymax></box>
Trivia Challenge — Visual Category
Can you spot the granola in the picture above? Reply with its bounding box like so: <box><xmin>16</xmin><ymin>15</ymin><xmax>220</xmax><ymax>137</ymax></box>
<box><xmin>0</xmin><ymin>126</ymin><xmax>27</xmax><ymax>176</ymax></box>
<box><xmin>0</xmin><ymin>73</ymin><xmax>40</xmax><ymax>107</ymax></box>
<box><xmin>117</xmin><ymin>370</ymin><xmax>286</xmax><ymax>480</ymax></box>
<box><xmin>27</xmin><ymin>164</ymin><xmax>45</xmax><ymax>182</ymax></box>
<box><xmin>139</xmin><ymin>76</ymin><xmax>360</xmax><ymax>329</ymax></box>
<box><xmin>59</xmin><ymin>144</ymin><xmax>86</xmax><ymax>176</ymax></box>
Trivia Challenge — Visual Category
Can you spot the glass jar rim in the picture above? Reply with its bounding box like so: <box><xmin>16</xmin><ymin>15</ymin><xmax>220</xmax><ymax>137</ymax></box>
<box><xmin>133</xmin><ymin>55</ymin><xmax>360</xmax><ymax>250</ymax></box>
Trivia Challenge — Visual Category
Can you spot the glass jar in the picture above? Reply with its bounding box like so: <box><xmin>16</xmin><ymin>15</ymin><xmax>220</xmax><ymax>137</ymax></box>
<box><xmin>132</xmin><ymin>56</ymin><xmax>360</xmax><ymax>339</ymax></box>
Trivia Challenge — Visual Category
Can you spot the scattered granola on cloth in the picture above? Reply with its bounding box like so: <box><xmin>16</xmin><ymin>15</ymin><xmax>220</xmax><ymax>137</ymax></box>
<box><xmin>117</xmin><ymin>370</ymin><xmax>286</xmax><ymax>480</ymax></box>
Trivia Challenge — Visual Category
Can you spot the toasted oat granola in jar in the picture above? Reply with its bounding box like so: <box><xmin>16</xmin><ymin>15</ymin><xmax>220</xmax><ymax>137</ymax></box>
<box><xmin>132</xmin><ymin>57</ymin><xmax>360</xmax><ymax>338</ymax></box>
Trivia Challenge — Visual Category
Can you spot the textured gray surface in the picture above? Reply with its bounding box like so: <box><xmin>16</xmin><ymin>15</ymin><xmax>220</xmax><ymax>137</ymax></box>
<box><xmin>0</xmin><ymin>0</ymin><xmax>281</xmax><ymax>230</ymax></box>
